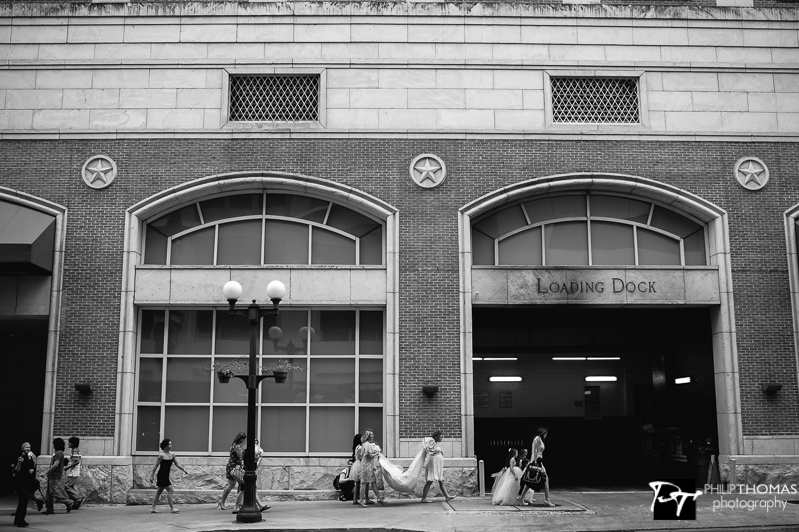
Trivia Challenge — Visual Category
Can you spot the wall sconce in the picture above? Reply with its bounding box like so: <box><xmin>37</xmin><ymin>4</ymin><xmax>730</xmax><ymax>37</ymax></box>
<box><xmin>422</xmin><ymin>385</ymin><xmax>439</xmax><ymax>398</ymax></box>
<box><xmin>762</xmin><ymin>383</ymin><xmax>782</xmax><ymax>395</ymax></box>
<box><xmin>74</xmin><ymin>382</ymin><xmax>93</xmax><ymax>396</ymax></box>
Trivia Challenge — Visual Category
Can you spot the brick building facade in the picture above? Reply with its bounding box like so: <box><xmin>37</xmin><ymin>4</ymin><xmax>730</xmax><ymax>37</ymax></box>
<box><xmin>1</xmin><ymin>0</ymin><xmax>798</xmax><ymax>502</ymax></box>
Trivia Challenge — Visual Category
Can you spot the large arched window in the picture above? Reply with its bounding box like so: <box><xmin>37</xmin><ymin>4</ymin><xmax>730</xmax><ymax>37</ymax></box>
<box><xmin>471</xmin><ymin>193</ymin><xmax>707</xmax><ymax>266</ymax></box>
<box><xmin>143</xmin><ymin>192</ymin><xmax>383</xmax><ymax>266</ymax></box>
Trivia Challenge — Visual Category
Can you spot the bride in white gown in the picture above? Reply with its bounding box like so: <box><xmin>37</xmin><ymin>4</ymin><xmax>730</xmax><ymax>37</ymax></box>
<box><xmin>491</xmin><ymin>448</ymin><xmax>522</xmax><ymax>505</ymax></box>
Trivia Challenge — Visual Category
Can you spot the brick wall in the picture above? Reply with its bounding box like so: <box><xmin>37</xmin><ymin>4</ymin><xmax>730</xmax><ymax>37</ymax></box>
<box><xmin>1</xmin><ymin>137</ymin><xmax>797</xmax><ymax>439</ymax></box>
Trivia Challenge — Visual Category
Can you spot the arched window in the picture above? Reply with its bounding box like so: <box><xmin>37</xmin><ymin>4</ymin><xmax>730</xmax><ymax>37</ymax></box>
<box><xmin>143</xmin><ymin>192</ymin><xmax>383</xmax><ymax>266</ymax></box>
<box><xmin>471</xmin><ymin>193</ymin><xmax>707</xmax><ymax>267</ymax></box>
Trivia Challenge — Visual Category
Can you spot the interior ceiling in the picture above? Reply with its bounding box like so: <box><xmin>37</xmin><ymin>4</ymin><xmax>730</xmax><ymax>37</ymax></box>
<box><xmin>0</xmin><ymin>315</ymin><xmax>48</xmax><ymax>337</ymax></box>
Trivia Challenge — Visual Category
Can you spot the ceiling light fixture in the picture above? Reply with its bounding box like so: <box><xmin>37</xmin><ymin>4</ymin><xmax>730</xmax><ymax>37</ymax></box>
<box><xmin>489</xmin><ymin>376</ymin><xmax>522</xmax><ymax>382</ymax></box>
<box><xmin>585</xmin><ymin>376</ymin><xmax>617</xmax><ymax>382</ymax></box>
<box><xmin>675</xmin><ymin>377</ymin><xmax>691</xmax><ymax>384</ymax></box>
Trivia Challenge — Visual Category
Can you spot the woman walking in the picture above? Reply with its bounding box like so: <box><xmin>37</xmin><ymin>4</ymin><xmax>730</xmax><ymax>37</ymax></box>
<box><xmin>420</xmin><ymin>430</ymin><xmax>456</xmax><ymax>503</ymax></box>
<box><xmin>517</xmin><ymin>427</ymin><xmax>555</xmax><ymax>507</ymax></box>
<box><xmin>149</xmin><ymin>438</ymin><xmax>187</xmax><ymax>513</ymax></box>
<box><xmin>356</xmin><ymin>430</ymin><xmax>385</xmax><ymax>507</ymax></box>
<box><xmin>218</xmin><ymin>432</ymin><xmax>246</xmax><ymax>511</ymax></box>
<box><xmin>491</xmin><ymin>448</ymin><xmax>521</xmax><ymax>505</ymax></box>
<box><xmin>348</xmin><ymin>434</ymin><xmax>361</xmax><ymax>506</ymax></box>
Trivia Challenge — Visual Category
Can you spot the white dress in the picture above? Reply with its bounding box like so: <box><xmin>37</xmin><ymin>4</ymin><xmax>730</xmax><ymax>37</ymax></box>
<box><xmin>378</xmin><ymin>438</ymin><xmax>429</xmax><ymax>495</ymax></box>
<box><xmin>423</xmin><ymin>437</ymin><xmax>444</xmax><ymax>481</ymax></box>
<box><xmin>491</xmin><ymin>457</ymin><xmax>522</xmax><ymax>506</ymax></box>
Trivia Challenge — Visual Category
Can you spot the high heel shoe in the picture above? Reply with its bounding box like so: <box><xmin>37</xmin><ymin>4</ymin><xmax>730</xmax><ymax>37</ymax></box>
<box><xmin>215</xmin><ymin>501</ymin><xmax>227</xmax><ymax>510</ymax></box>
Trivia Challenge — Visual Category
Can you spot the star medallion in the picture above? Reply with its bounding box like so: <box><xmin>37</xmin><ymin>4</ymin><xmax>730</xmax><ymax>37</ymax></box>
<box><xmin>82</xmin><ymin>155</ymin><xmax>118</xmax><ymax>190</ymax></box>
<box><xmin>733</xmin><ymin>157</ymin><xmax>769</xmax><ymax>191</ymax></box>
<box><xmin>409</xmin><ymin>154</ymin><xmax>447</xmax><ymax>189</ymax></box>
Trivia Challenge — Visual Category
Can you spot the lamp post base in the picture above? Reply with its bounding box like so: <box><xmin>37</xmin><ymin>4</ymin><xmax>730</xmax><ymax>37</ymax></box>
<box><xmin>236</xmin><ymin>508</ymin><xmax>263</xmax><ymax>523</ymax></box>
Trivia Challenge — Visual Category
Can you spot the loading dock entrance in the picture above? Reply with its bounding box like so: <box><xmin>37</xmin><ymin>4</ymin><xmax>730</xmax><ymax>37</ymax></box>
<box><xmin>473</xmin><ymin>306</ymin><xmax>718</xmax><ymax>490</ymax></box>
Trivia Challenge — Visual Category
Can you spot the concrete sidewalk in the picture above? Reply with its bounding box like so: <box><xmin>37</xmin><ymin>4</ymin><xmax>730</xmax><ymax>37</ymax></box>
<box><xmin>4</xmin><ymin>491</ymin><xmax>799</xmax><ymax>532</ymax></box>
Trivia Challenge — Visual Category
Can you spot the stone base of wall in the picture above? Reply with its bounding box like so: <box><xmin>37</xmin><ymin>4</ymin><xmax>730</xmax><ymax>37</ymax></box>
<box><xmin>37</xmin><ymin>456</ymin><xmax>478</xmax><ymax>505</ymax></box>
<box><xmin>726</xmin><ymin>455</ymin><xmax>799</xmax><ymax>486</ymax></box>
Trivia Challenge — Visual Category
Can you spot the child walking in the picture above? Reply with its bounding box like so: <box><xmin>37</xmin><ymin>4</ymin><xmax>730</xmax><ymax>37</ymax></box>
<box><xmin>149</xmin><ymin>439</ymin><xmax>187</xmax><ymax>514</ymax></box>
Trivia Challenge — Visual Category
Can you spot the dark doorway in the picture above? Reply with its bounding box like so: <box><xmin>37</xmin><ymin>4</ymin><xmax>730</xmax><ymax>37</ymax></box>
<box><xmin>0</xmin><ymin>316</ymin><xmax>48</xmax><ymax>496</ymax></box>
<box><xmin>473</xmin><ymin>307</ymin><xmax>718</xmax><ymax>491</ymax></box>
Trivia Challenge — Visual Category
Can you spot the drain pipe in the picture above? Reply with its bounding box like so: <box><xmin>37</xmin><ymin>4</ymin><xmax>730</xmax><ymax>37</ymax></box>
<box><xmin>478</xmin><ymin>459</ymin><xmax>485</xmax><ymax>497</ymax></box>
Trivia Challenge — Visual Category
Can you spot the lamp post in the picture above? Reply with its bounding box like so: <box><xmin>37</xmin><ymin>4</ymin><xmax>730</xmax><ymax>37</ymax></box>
<box><xmin>220</xmin><ymin>279</ymin><xmax>287</xmax><ymax>524</ymax></box>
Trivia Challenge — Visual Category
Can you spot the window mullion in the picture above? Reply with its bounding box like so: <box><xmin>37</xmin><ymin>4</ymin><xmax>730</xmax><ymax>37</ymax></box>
<box><xmin>161</xmin><ymin>309</ymin><xmax>169</xmax><ymax>446</ymax></box>
<box><xmin>541</xmin><ymin>223</ymin><xmax>547</xmax><ymax>266</ymax></box>
<box><xmin>586</xmin><ymin>196</ymin><xmax>593</xmax><ymax>266</ymax></box>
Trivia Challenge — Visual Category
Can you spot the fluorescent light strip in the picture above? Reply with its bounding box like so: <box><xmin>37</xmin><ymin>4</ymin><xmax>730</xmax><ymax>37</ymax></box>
<box><xmin>585</xmin><ymin>376</ymin><xmax>617</xmax><ymax>382</ymax></box>
<box><xmin>675</xmin><ymin>377</ymin><xmax>691</xmax><ymax>384</ymax></box>
<box><xmin>552</xmin><ymin>357</ymin><xmax>621</xmax><ymax>361</ymax></box>
<box><xmin>489</xmin><ymin>376</ymin><xmax>523</xmax><ymax>382</ymax></box>
<box><xmin>481</xmin><ymin>357</ymin><xmax>518</xmax><ymax>361</ymax></box>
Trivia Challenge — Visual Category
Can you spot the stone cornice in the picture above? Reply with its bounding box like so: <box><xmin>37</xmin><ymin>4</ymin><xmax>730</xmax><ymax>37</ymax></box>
<box><xmin>1</xmin><ymin>2</ymin><xmax>798</xmax><ymax>22</ymax></box>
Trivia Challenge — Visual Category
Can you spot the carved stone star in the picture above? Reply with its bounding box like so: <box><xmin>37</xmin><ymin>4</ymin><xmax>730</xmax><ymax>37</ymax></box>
<box><xmin>81</xmin><ymin>155</ymin><xmax>118</xmax><ymax>189</ymax></box>
<box><xmin>737</xmin><ymin>161</ymin><xmax>764</xmax><ymax>186</ymax></box>
<box><xmin>86</xmin><ymin>159</ymin><xmax>113</xmax><ymax>185</ymax></box>
<box><xmin>409</xmin><ymin>153</ymin><xmax>447</xmax><ymax>189</ymax></box>
<box><xmin>733</xmin><ymin>157</ymin><xmax>769</xmax><ymax>191</ymax></box>
<box><xmin>414</xmin><ymin>158</ymin><xmax>441</xmax><ymax>184</ymax></box>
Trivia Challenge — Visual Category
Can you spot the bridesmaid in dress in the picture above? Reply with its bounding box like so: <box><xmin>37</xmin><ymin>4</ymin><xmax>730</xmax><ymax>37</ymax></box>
<box><xmin>356</xmin><ymin>430</ymin><xmax>386</xmax><ymax>507</ymax></box>
<box><xmin>149</xmin><ymin>438</ymin><xmax>187</xmax><ymax>513</ymax></box>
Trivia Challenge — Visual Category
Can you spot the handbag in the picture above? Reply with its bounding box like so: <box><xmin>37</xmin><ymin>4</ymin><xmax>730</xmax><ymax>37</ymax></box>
<box><xmin>231</xmin><ymin>466</ymin><xmax>244</xmax><ymax>483</ymax></box>
<box><xmin>522</xmin><ymin>463</ymin><xmax>543</xmax><ymax>484</ymax></box>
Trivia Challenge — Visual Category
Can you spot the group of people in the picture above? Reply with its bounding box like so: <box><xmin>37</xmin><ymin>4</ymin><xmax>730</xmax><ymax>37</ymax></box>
<box><xmin>335</xmin><ymin>429</ymin><xmax>457</xmax><ymax>506</ymax></box>
<box><xmin>10</xmin><ymin>437</ymin><xmax>85</xmax><ymax>528</ymax></box>
<box><xmin>491</xmin><ymin>427</ymin><xmax>554</xmax><ymax>507</ymax></box>
<box><xmin>147</xmin><ymin>432</ymin><xmax>271</xmax><ymax>514</ymax></box>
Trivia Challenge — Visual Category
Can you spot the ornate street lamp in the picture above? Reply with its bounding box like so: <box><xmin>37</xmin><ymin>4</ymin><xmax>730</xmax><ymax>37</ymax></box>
<box><xmin>220</xmin><ymin>279</ymin><xmax>287</xmax><ymax>524</ymax></box>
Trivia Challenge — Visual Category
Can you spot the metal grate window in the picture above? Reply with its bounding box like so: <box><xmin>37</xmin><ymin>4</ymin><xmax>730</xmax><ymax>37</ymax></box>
<box><xmin>229</xmin><ymin>74</ymin><xmax>319</xmax><ymax>122</ymax></box>
<box><xmin>551</xmin><ymin>77</ymin><xmax>640</xmax><ymax>124</ymax></box>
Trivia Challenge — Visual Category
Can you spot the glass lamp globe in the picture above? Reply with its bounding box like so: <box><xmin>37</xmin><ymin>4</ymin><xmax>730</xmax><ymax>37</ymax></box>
<box><xmin>266</xmin><ymin>280</ymin><xmax>286</xmax><ymax>300</ymax></box>
<box><xmin>222</xmin><ymin>280</ymin><xmax>243</xmax><ymax>301</ymax></box>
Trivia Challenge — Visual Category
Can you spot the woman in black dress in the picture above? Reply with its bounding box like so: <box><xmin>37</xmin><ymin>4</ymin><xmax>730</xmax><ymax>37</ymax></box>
<box><xmin>149</xmin><ymin>438</ymin><xmax>187</xmax><ymax>513</ymax></box>
<box><xmin>13</xmin><ymin>442</ymin><xmax>38</xmax><ymax>527</ymax></box>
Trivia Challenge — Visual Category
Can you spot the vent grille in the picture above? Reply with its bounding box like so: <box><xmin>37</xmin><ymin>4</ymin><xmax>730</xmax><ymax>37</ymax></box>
<box><xmin>229</xmin><ymin>75</ymin><xmax>319</xmax><ymax>122</ymax></box>
<box><xmin>551</xmin><ymin>77</ymin><xmax>640</xmax><ymax>124</ymax></box>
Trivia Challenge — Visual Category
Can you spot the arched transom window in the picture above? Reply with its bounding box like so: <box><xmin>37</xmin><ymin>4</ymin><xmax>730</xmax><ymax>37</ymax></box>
<box><xmin>144</xmin><ymin>192</ymin><xmax>383</xmax><ymax>266</ymax></box>
<box><xmin>472</xmin><ymin>194</ymin><xmax>707</xmax><ymax>267</ymax></box>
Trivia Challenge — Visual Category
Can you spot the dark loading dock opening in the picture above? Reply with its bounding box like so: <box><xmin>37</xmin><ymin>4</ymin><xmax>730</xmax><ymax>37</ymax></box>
<box><xmin>473</xmin><ymin>306</ymin><xmax>718</xmax><ymax>490</ymax></box>
<box><xmin>0</xmin><ymin>316</ymin><xmax>47</xmax><ymax>496</ymax></box>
